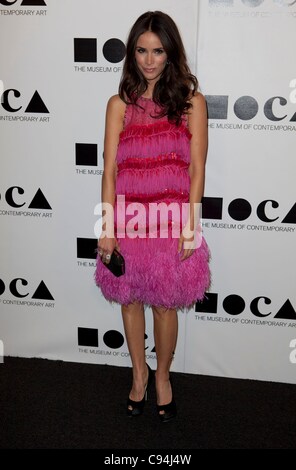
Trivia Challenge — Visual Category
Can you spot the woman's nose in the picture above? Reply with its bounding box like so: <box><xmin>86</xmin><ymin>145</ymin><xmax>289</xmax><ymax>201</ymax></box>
<box><xmin>146</xmin><ymin>53</ymin><xmax>153</xmax><ymax>65</ymax></box>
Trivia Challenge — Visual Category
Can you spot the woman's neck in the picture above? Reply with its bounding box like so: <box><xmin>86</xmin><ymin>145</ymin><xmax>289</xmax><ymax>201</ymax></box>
<box><xmin>142</xmin><ymin>83</ymin><xmax>155</xmax><ymax>99</ymax></box>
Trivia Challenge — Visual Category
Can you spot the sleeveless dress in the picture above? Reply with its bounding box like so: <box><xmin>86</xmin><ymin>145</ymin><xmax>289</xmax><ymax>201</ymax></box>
<box><xmin>95</xmin><ymin>96</ymin><xmax>210</xmax><ymax>310</ymax></box>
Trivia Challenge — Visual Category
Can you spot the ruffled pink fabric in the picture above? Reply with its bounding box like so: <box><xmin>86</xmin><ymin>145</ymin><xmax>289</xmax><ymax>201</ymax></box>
<box><xmin>95</xmin><ymin>97</ymin><xmax>210</xmax><ymax>310</ymax></box>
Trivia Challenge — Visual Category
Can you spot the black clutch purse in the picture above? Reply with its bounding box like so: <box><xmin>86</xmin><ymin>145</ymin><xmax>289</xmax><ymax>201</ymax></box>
<box><xmin>103</xmin><ymin>249</ymin><xmax>125</xmax><ymax>277</ymax></box>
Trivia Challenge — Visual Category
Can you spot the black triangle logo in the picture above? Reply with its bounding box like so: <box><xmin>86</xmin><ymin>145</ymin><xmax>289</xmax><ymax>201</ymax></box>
<box><xmin>21</xmin><ymin>1</ymin><xmax>47</xmax><ymax>6</ymax></box>
<box><xmin>25</xmin><ymin>91</ymin><xmax>49</xmax><ymax>114</ymax></box>
<box><xmin>274</xmin><ymin>300</ymin><xmax>296</xmax><ymax>320</ymax></box>
<box><xmin>28</xmin><ymin>188</ymin><xmax>52</xmax><ymax>210</ymax></box>
<box><xmin>282</xmin><ymin>203</ymin><xmax>296</xmax><ymax>224</ymax></box>
<box><xmin>32</xmin><ymin>281</ymin><xmax>54</xmax><ymax>300</ymax></box>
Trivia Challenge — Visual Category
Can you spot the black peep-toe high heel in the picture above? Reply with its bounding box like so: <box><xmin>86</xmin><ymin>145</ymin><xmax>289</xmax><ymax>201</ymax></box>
<box><xmin>127</xmin><ymin>364</ymin><xmax>154</xmax><ymax>417</ymax></box>
<box><xmin>157</xmin><ymin>399</ymin><xmax>177</xmax><ymax>423</ymax></box>
<box><xmin>156</xmin><ymin>378</ymin><xmax>177</xmax><ymax>423</ymax></box>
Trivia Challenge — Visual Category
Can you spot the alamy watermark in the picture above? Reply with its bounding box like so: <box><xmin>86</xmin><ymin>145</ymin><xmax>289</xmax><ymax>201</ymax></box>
<box><xmin>94</xmin><ymin>197</ymin><xmax>203</xmax><ymax>249</ymax></box>
<box><xmin>289</xmin><ymin>339</ymin><xmax>296</xmax><ymax>364</ymax></box>
<box><xmin>0</xmin><ymin>80</ymin><xmax>4</xmax><ymax>103</ymax></box>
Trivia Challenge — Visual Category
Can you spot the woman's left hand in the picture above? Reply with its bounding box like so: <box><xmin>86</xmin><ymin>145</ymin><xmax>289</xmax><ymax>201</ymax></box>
<box><xmin>178</xmin><ymin>233</ymin><xmax>196</xmax><ymax>261</ymax></box>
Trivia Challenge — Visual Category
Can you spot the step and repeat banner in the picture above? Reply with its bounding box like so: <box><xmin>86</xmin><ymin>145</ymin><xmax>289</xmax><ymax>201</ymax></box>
<box><xmin>0</xmin><ymin>0</ymin><xmax>295</xmax><ymax>383</ymax></box>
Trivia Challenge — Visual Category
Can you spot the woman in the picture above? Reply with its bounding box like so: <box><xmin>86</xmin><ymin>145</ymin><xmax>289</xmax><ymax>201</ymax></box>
<box><xmin>95</xmin><ymin>11</ymin><xmax>210</xmax><ymax>422</ymax></box>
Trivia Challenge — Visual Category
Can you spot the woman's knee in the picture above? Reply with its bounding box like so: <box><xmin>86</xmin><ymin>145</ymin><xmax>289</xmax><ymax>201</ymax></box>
<box><xmin>122</xmin><ymin>301</ymin><xmax>144</xmax><ymax>314</ymax></box>
<box><xmin>152</xmin><ymin>306</ymin><xmax>171</xmax><ymax>317</ymax></box>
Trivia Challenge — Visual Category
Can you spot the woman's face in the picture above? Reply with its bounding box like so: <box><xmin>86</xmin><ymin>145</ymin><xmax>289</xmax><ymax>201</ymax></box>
<box><xmin>135</xmin><ymin>31</ymin><xmax>168</xmax><ymax>86</ymax></box>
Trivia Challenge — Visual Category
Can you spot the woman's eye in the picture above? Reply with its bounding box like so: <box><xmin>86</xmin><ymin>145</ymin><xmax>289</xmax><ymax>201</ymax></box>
<box><xmin>136</xmin><ymin>48</ymin><xmax>145</xmax><ymax>53</ymax></box>
<box><xmin>155</xmin><ymin>49</ymin><xmax>164</xmax><ymax>54</ymax></box>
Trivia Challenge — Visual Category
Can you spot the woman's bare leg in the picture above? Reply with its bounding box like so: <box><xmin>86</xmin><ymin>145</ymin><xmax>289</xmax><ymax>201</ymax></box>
<box><xmin>152</xmin><ymin>306</ymin><xmax>178</xmax><ymax>407</ymax></box>
<box><xmin>121</xmin><ymin>302</ymin><xmax>148</xmax><ymax>404</ymax></box>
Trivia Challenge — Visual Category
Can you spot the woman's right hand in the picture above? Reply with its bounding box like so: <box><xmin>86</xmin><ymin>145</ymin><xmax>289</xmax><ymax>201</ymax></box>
<box><xmin>97</xmin><ymin>236</ymin><xmax>119</xmax><ymax>265</ymax></box>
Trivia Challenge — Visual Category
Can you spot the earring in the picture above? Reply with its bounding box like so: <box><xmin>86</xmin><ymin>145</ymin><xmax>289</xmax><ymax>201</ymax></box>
<box><xmin>167</xmin><ymin>60</ymin><xmax>170</xmax><ymax>65</ymax></box>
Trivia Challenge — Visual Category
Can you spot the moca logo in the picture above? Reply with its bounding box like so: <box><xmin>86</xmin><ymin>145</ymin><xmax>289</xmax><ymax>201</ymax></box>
<box><xmin>0</xmin><ymin>1</ymin><xmax>46</xmax><ymax>5</ymax></box>
<box><xmin>0</xmin><ymin>278</ymin><xmax>53</xmax><ymax>300</ymax></box>
<box><xmin>74</xmin><ymin>38</ymin><xmax>126</xmax><ymax>64</ymax></box>
<box><xmin>1</xmin><ymin>89</ymin><xmax>49</xmax><ymax>113</ymax></box>
<box><xmin>206</xmin><ymin>89</ymin><xmax>296</xmax><ymax>122</ymax></box>
<box><xmin>0</xmin><ymin>187</ymin><xmax>51</xmax><ymax>210</ymax></box>
<box><xmin>77</xmin><ymin>327</ymin><xmax>155</xmax><ymax>353</ymax></box>
<box><xmin>196</xmin><ymin>293</ymin><xmax>296</xmax><ymax>321</ymax></box>
<box><xmin>78</xmin><ymin>327</ymin><xmax>124</xmax><ymax>349</ymax></box>
<box><xmin>202</xmin><ymin>197</ymin><xmax>296</xmax><ymax>224</ymax></box>
<box><xmin>209</xmin><ymin>0</ymin><xmax>296</xmax><ymax>7</ymax></box>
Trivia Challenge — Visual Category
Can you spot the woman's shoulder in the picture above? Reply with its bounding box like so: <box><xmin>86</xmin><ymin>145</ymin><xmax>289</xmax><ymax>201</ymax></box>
<box><xmin>105</xmin><ymin>95</ymin><xmax>126</xmax><ymax>125</ymax></box>
<box><xmin>187</xmin><ymin>92</ymin><xmax>207</xmax><ymax>121</ymax></box>
<box><xmin>188</xmin><ymin>91</ymin><xmax>206</xmax><ymax>108</ymax></box>
<box><xmin>187</xmin><ymin>92</ymin><xmax>208</xmax><ymax>132</ymax></box>
<box><xmin>107</xmin><ymin>94</ymin><xmax>126</xmax><ymax>112</ymax></box>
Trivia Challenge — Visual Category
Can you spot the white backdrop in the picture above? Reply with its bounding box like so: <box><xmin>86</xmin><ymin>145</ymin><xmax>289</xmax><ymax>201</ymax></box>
<box><xmin>0</xmin><ymin>0</ymin><xmax>295</xmax><ymax>384</ymax></box>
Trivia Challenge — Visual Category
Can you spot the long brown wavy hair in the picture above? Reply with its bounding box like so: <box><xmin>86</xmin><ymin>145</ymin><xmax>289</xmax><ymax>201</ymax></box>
<box><xmin>119</xmin><ymin>11</ymin><xmax>198</xmax><ymax>126</ymax></box>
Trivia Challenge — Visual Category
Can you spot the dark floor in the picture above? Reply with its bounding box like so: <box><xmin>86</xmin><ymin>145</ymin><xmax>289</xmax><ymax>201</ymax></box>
<box><xmin>0</xmin><ymin>356</ymin><xmax>295</xmax><ymax>450</ymax></box>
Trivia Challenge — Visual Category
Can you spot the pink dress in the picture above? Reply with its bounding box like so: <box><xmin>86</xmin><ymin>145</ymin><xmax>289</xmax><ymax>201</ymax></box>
<box><xmin>95</xmin><ymin>96</ymin><xmax>210</xmax><ymax>310</ymax></box>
